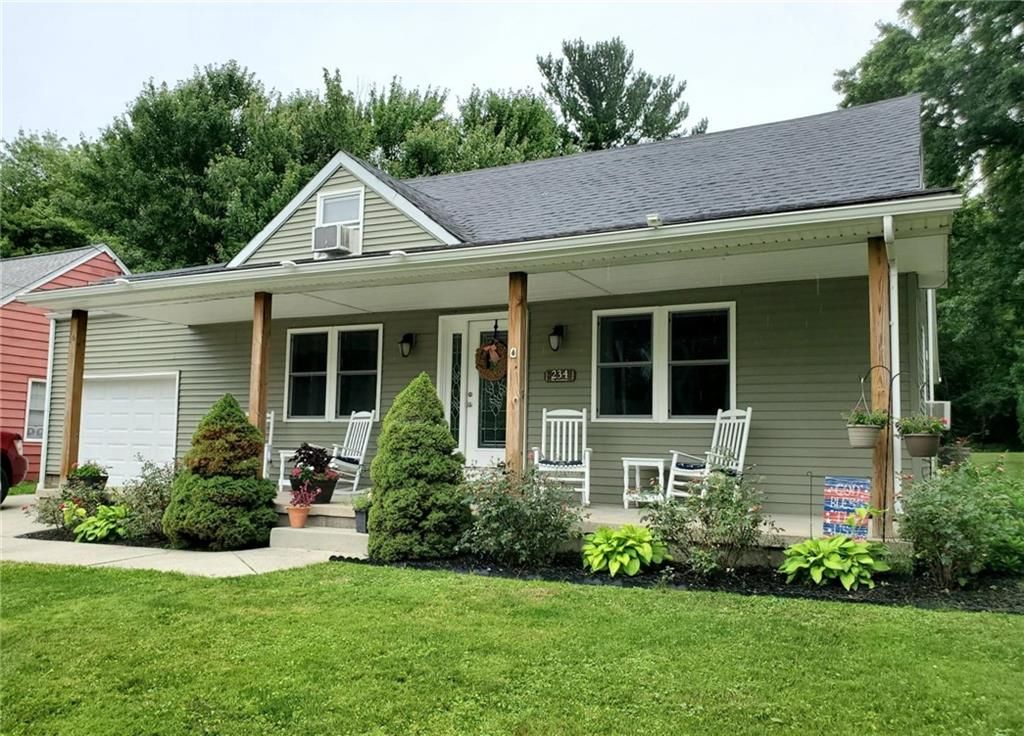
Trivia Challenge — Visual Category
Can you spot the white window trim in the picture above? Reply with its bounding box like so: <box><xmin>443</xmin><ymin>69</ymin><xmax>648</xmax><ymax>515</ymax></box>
<box><xmin>23</xmin><ymin>377</ymin><xmax>47</xmax><ymax>443</ymax></box>
<box><xmin>590</xmin><ymin>301</ymin><xmax>736</xmax><ymax>424</ymax></box>
<box><xmin>316</xmin><ymin>186</ymin><xmax>364</xmax><ymax>227</ymax></box>
<box><xmin>283</xmin><ymin>323</ymin><xmax>383</xmax><ymax>423</ymax></box>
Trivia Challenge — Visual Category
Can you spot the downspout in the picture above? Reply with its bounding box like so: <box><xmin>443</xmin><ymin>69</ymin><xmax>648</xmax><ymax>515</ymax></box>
<box><xmin>36</xmin><ymin>317</ymin><xmax>57</xmax><ymax>492</ymax></box>
<box><xmin>884</xmin><ymin>215</ymin><xmax>902</xmax><ymax>502</ymax></box>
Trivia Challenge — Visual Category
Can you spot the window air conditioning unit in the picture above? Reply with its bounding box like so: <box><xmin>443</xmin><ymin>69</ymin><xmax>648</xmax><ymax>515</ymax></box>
<box><xmin>312</xmin><ymin>224</ymin><xmax>360</xmax><ymax>256</ymax></box>
<box><xmin>924</xmin><ymin>400</ymin><xmax>952</xmax><ymax>428</ymax></box>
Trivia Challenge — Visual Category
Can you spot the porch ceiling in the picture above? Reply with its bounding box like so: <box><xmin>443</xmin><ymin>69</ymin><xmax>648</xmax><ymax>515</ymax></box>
<box><xmin>80</xmin><ymin>233</ymin><xmax>947</xmax><ymax>325</ymax></box>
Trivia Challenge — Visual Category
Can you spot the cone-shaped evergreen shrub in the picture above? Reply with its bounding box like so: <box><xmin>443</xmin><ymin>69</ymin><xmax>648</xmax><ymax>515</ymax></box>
<box><xmin>163</xmin><ymin>394</ymin><xmax>276</xmax><ymax>550</ymax></box>
<box><xmin>183</xmin><ymin>394</ymin><xmax>263</xmax><ymax>479</ymax></box>
<box><xmin>368</xmin><ymin>372</ymin><xmax>470</xmax><ymax>561</ymax></box>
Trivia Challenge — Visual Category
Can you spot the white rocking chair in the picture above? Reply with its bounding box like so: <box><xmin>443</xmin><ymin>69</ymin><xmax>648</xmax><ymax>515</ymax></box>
<box><xmin>329</xmin><ymin>410</ymin><xmax>375</xmax><ymax>496</ymax></box>
<box><xmin>261</xmin><ymin>410</ymin><xmax>275</xmax><ymax>480</ymax></box>
<box><xmin>667</xmin><ymin>407</ymin><xmax>753</xmax><ymax>499</ymax></box>
<box><xmin>277</xmin><ymin>410</ymin><xmax>375</xmax><ymax>497</ymax></box>
<box><xmin>532</xmin><ymin>408</ymin><xmax>592</xmax><ymax>506</ymax></box>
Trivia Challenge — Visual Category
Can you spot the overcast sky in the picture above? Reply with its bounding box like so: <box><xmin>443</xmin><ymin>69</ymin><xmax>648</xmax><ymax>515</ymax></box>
<box><xmin>1</xmin><ymin>1</ymin><xmax>900</xmax><ymax>143</ymax></box>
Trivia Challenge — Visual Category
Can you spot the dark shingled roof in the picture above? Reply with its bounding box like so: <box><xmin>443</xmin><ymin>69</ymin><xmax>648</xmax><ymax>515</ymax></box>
<box><xmin>397</xmin><ymin>94</ymin><xmax>929</xmax><ymax>245</ymax></box>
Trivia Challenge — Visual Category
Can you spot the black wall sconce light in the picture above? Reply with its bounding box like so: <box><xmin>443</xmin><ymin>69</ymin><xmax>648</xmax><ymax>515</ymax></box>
<box><xmin>398</xmin><ymin>333</ymin><xmax>416</xmax><ymax>358</ymax></box>
<box><xmin>548</xmin><ymin>325</ymin><xmax>565</xmax><ymax>352</ymax></box>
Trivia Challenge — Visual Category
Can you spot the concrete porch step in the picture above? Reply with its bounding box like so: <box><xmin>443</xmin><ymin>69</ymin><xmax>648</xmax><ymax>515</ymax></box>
<box><xmin>274</xmin><ymin>493</ymin><xmax>357</xmax><ymax>529</ymax></box>
<box><xmin>269</xmin><ymin>526</ymin><xmax>368</xmax><ymax>558</ymax></box>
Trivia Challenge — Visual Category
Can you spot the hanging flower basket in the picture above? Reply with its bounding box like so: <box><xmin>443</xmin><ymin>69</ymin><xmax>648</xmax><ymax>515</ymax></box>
<box><xmin>842</xmin><ymin>408</ymin><xmax>889</xmax><ymax>449</ymax></box>
<box><xmin>475</xmin><ymin>341</ymin><xmax>508</xmax><ymax>382</ymax></box>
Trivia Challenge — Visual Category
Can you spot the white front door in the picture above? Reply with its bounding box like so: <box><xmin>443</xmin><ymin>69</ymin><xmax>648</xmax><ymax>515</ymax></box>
<box><xmin>437</xmin><ymin>313</ymin><xmax>510</xmax><ymax>468</ymax></box>
<box><xmin>79</xmin><ymin>373</ymin><xmax>179</xmax><ymax>485</ymax></box>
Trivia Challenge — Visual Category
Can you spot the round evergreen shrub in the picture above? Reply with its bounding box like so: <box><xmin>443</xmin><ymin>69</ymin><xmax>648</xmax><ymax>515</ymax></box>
<box><xmin>162</xmin><ymin>473</ymin><xmax>277</xmax><ymax>550</ymax></box>
<box><xmin>368</xmin><ymin>372</ymin><xmax>471</xmax><ymax>561</ymax></box>
<box><xmin>183</xmin><ymin>394</ymin><xmax>264</xmax><ymax>479</ymax></box>
<box><xmin>162</xmin><ymin>393</ymin><xmax>277</xmax><ymax>550</ymax></box>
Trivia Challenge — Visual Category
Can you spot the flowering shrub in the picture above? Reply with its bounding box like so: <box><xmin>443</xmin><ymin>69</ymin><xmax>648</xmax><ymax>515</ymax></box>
<box><xmin>458</xmin><ymin>467</ymin><xmax>584</xmax><ymax>567</ymax></box>
<box><xmin>34</xmin><ymin>485</ymin><xmax>109</xmax><ymax>529</ymax></box>
<box><xmin>289</xmin><ymin>482</ymin><xmax>322</xmax><ymax>508</ymax></box>
<box><xmin>900</xmin><ymin>461</ymin><xmax>1024</xmax><ymax>586</ymax></box>
<box><xmin>643</xmin><ymin>471</ymin><xmax>777</xmax><ymax>576</ymax></box>
<box><xmin>112</xmin><ymin>458</ymin><xmax>177</xmax><ymax>539</ymax></box>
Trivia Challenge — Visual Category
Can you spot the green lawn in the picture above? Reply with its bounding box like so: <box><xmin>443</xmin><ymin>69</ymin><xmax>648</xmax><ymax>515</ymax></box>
<box><xmin>8</xmin><ymin>480</ymin><xmax>36</xmax><ymax>496</ymax></box>
<box><xmin>972</xmin><ymin>451</ymin><xmax>1024</xmax><ymax>478</ymax></box>
<box><xmin>1</xmin><ymin>563</ymin><xmax>1022</xmax><ymax>735</ymax></box>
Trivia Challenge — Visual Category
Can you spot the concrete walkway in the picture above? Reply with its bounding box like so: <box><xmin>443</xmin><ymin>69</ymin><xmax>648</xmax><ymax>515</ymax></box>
<box><xmin>0</xmin><ymin>496</ymin><xmax>333</xmax><ymax>577</ymax></box>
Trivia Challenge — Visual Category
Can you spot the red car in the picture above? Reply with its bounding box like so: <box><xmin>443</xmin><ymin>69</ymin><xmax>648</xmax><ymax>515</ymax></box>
<box><xmin>1</xmin><ymin>431</ymin><xmax>28</xmax><ymax>502</ymax></box>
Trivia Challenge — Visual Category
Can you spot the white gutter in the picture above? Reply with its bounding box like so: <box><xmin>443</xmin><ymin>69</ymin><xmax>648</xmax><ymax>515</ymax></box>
<box><xmin>21</xmin><ymin>193</ymin><xmax>962</xmax><ymax>311</ymax></box>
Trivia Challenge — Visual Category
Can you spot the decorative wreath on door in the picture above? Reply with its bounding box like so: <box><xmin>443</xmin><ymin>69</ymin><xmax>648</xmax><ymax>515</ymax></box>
<box><xmin>475</xmin><ymin>340</ymin><xmax>508</xmax><ymax>382</ymax></box>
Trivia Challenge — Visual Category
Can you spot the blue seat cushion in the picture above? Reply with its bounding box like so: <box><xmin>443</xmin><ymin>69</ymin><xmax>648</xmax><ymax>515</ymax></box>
<box><xmin>539</xmin><ymin>459</ymin><xmax>584</xmax><ymax>467</ymax></box>
<box><xmin>334</xmin><ymin>456</ymin><xmax>360</xmax><ymax>466</ymax></box>
<box><xmin>675</xmin><ymin>462</ymin><xmax>706</xmax><ymax>471</ymax></box>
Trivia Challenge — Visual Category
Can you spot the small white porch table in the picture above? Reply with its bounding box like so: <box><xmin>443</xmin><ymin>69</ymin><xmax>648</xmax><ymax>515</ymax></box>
<box><xmin>621</xmin><ymin>457</ymin><xmax>666</xmax><ymax>509</ymax></box>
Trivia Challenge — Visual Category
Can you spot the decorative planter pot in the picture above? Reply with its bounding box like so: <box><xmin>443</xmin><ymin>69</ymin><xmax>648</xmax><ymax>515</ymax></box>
<box><xmin>846</xmin><ymin>425</ymin><xmax>882</xmax><ymax>449</ymax></box>
<box><xmin>902</xmin><ymin>433</ymin><xmax>941</xmax><ymax>458</ymax></box>
<box><xmin>290</xmin><ymin>476</ymin><xmax>338</xmax><ymax>504</ymax></box>
<box><xmin>287</xmin><ymin>506</ymin><xmax>311</xmax><ymax>528</ymax></box>
<box><xmin>354</xmin><ymin>508</ymin><xmax>368</xmax><ymax>534</ymax></box>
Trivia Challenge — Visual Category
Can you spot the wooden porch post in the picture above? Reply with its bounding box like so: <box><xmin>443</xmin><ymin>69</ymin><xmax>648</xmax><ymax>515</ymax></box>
<box><xmin>248</xmin><ymin>292</ymin><xmax>272</xmax><ymax>476</ymax></box>
<box><xmin>506</xmin><ymin>272</ymin><xmax>528</xmax><ymax>475</ymax></box>
<box><xmin>867</xmin><ymin>237</ymin><xmax>894</xmax><ymax>538</ymax></box>
<box><xmin>59</xmin><ymin>309</ymin><xmax>88</xmax><ymax>481</ymax></box>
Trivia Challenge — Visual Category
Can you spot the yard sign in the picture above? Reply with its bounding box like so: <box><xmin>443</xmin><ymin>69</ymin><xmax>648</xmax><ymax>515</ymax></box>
<box><xmin>822</xmin><ymin>476</ymin><xmax>871</xmax><ymax>539</ymax></box>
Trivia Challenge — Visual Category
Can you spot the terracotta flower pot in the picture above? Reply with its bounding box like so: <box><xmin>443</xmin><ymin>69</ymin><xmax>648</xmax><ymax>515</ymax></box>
<box><xmin>903</xmin><ymin>433</ymin><xmax>941</xmax><ymax>458</ymax></box>
<box><xmin>846</xmin><ymin>425</ymin><xmax>882</xmax><ymax>449</ymax></box>
<box><xmin>287</xmin><ymin>506</ymin><xmax>311</xmax><ymax>528</ymax></box>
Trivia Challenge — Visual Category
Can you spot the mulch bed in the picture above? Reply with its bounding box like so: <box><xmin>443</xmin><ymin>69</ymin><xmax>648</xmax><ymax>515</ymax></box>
<box><xmin>18</xmin><ymin>528</ymin><xmax>174</xmax><ymax>549</ymax></box>
<box><xmin>330</xmin><ymin>554</ymin><xmax>1024</xmax><ymax>614</ymax></box>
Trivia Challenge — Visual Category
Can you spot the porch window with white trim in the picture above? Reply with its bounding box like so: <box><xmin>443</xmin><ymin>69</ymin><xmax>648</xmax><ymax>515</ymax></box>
<box><xmin>336</xmin><ymin>329</ymin><xmax>379</xmax><ymax>416</ymax></box>
<box><xmin>25</xmin><ymin>379</ymin><xmax>46</xmax><ymax>441</ymax></box>
<box><xmin>286</xmin><ymin>325</ymin><xmax>382</xmax><ymax>420</ymax></box>
<box><xmin>596</xmin><ymin>314</ymin><xmax>653</xmax><ymax>417</ymax></box>
<box><xmin>594</xmin><ymin>303</ymin><xmax>735</xmax><ymax>422</ymax></box>
<box><xmin>669</xmin><ymin>310</ymin><xmax>730</xmax><ymax>417</ymax></box>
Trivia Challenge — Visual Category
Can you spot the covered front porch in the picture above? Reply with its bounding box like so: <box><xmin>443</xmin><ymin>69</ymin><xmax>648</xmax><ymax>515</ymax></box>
<box><xmin>32</xmin><ymin>198</ymin><xmax>954</xmax><ymax>538</ymax></box>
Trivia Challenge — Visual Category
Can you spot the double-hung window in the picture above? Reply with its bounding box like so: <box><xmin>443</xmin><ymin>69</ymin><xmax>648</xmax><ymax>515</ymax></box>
<box><xmin>593</xmin><ymin>303</ymin><xmax>734</xmax><ymax>422</ymax></box>
<box><xmin>25</xmin><ymin>379</ymin><xmax>47</xmax><ymax>441</ymax></box>
<box><xmin>286</xmin><ymin>325</ymin><xmax>382</xmax><ymax>420</ymax></box>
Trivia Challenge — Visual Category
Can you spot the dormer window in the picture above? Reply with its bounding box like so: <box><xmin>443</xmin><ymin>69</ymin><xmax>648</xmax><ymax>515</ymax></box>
<box><xmin>314</xmin><ymin>187</ymin><xmax>364</xmax><ymax>255</ymax></box>
<box><xmin>319</xmin><ymin>190</ymin><xmax>362</xmax><ymax>226</ymax></box>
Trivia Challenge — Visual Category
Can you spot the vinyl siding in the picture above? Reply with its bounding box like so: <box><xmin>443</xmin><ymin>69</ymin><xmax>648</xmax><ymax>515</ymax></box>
<box><xmin>44</xmin><ymin>275</ymin><xmax>924</xmax><ymax>517</ymax></box>
<box><xmin>243</xmin><ymin>168</ymin><xmax>442</xmax><ymax>265</ymax></box>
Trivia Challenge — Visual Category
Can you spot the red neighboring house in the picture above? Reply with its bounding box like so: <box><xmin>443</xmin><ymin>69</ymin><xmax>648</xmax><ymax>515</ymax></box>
<box><xmin>0</xmin><ymin>245</ymin><xmax>129</xmax><ymax>482</ymax></box>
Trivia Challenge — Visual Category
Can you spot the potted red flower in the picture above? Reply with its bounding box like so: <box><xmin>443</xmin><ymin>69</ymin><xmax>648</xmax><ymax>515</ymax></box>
<box><xmin>286</xmin><ymin>482</ymin><xmax>321</xmax><ymax>528</ymax></box>
<box><xmin>288</xmin><ymin>443</ymin><xmax>339</xmax><ymax>503</ymax></box>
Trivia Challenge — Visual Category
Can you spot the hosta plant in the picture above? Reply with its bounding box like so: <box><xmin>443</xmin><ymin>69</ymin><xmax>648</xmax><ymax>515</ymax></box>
<box><xmin>73</xmin><ymin>504</ymin><xmax>129</xmax><ymax>543</ymax></box>
<box><xmin>779</xmin><ymin>535</ymin><xmax>891</xmax><ymax>591</ymax></box>
<box><xmin>582</xmin><ymin>525</ymin><xmax>670</xmax><ymax>577</ymax></box>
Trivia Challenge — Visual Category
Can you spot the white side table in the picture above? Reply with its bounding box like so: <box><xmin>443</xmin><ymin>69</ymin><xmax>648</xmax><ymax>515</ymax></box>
<box><xmin>621</xmin><ymin>457</ymin><xmax>666</xmax><ymax>509</ymax></box>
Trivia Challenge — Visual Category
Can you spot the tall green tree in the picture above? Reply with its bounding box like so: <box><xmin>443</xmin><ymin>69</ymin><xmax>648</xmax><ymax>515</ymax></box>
<box><xmin>835</xmin><ymin>1</ymin><xmax>1024</xmax><ymax>445</ymax></box>
<box><xmin>0</xmin><ymin>132</ymin><xmax>97</xmax><ymax>258</ymax></box>
<box><xmin>537</xmin><ymin>37</ymin><xmax>706</xmax><ymax>150</ymax></box>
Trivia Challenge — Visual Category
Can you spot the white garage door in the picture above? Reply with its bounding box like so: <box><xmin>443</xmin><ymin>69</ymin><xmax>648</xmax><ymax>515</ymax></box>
<box><xmin>79</xmin><ymin>374</ymin><xmax>178</xmax><ymax>486</ymax></box>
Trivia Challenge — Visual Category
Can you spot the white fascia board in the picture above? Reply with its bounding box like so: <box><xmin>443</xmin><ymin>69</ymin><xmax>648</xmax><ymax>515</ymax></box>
<box><xmin>226</xmin><ymin>151</ymin><xmax>461</xmax><ymax>269</ymax></box>
<box><xmin>0</xmin><ymin>244</ymin><xmax>130</xmax><ymax>308</ymax></box>
<box><xmin>21</xmin><ymin>193</ymin><xmax>962</xmax><ymax>312</ymax></box>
